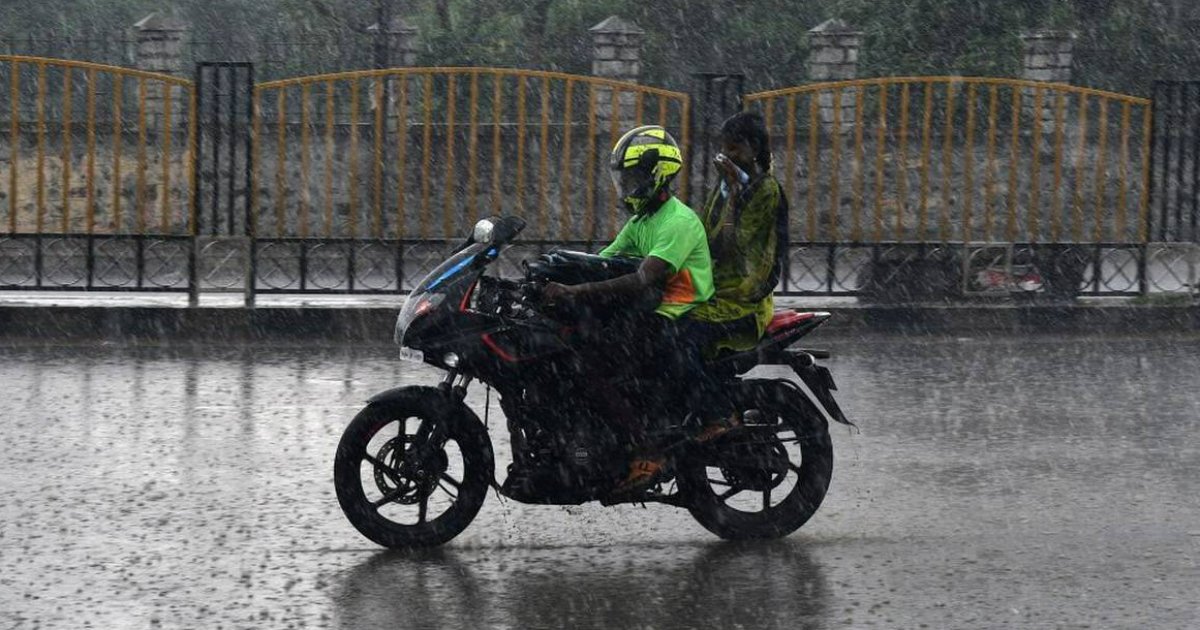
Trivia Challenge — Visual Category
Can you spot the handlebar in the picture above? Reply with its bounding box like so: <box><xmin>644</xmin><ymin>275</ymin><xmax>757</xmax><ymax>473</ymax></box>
<box><xmin>517</xmin><ymin>281</ymin><xmax>544</xmax><ymax>308</ymax></box>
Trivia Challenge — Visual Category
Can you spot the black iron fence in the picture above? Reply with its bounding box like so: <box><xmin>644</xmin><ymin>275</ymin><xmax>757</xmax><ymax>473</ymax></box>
<box><xmin>1149</xmin><ymin>80</ymin><xmax>1200</xmax><ymax>242</ymax></box>
<box><xmin>7</xmin><ymin>235</ymin><xmax>1194</xmax><ymax>300</ymax></box>
<box><xmin>781</xmin><ymin>242</ymin><xmax>1193</xmax><ymax>298</ymax></box>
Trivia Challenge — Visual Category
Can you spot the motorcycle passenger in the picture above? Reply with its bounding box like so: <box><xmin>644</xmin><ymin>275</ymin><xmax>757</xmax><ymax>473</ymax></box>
<box><xmin>690</xmin><ymin>111</ymin><xmax>787</xmax><ymax>354</ymax></box>
<box><xmin>541</xmin><ymin>125</ymin><xmax>719</xmax><ymax>495</ymax></box>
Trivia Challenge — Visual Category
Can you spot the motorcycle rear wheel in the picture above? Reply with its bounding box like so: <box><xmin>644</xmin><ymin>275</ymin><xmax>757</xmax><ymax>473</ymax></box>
<box><xmin>334</xmin><ymin>387</ymin><xmax>492</xmax><ymax>549</ymax></box>
<box><xmin>678</xmin><ymin>383</ymin><xmax>834</xmax><ymax>540</ymax></box>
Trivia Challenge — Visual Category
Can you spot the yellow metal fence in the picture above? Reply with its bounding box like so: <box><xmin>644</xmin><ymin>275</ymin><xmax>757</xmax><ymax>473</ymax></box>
<box><xmin>252</xmin><ymin>67</ymin><xmax>691</xmax><ymax>242</ymax></box>
<box><xmin>0</xmin><ymin>55</ymin><xmax>197</xmax><ymax>236</ymax></box>
<box><xmin>3</xmin><ymin>60</ymin><xmax>1158</xmax><ymax>248</ymax></box>
<box><xmin>744</xmin><ymin>77</ymin><xmax>1153</xmax><ymax>244</ymax></box>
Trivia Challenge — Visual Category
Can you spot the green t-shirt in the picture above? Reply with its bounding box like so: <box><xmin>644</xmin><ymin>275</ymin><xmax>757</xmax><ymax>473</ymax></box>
<box><xmin>599</xmin><ymin>196</ymin><xmax>715</xmax><ymax>320</ymax></box>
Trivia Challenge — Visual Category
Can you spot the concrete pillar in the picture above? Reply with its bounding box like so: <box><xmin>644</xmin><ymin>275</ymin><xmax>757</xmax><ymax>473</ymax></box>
<box><xmin>808</xmin><ymin>19</ymin><xmax>862</xmax><ymax>133</ymax></box>
<box><xmin>366</xmin><ymin>17</ymin><xmax>421</xmax><ymax>123</ymax></box>
<box><xmin>590</xmin><ymin>16</ymin><xmax>643</xmax><ymax>132</ymax></box>
<box><xmin>366</xmin><ymin>16</ymin><xmax>420</xmax><ymax>67</ymax></box>
<box><xmin>1021</xmin><ymin>30</ymin><xmax>1076</xmax><ymax>134</ymax></box>
<box><xmin>134</xmin><ymin>13</ymin><xmax>188</xmax><ymax>130</ymax></box>
<box><xmin>134</xmin><ymin>12</ymin><xmax>188</xmax><ymax>77</ymax></box>
<box><xmin>1021</xmin><ymin>30</ymin><xmax>1075</xmax><ymax>84</ymax></box>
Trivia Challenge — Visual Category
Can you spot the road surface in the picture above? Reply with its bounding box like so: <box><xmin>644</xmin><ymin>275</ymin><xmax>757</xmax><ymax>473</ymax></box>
<box><xmin>1</xmin><ymin>333</ymin><xmax>1197</xmax><ymax>629</ymax></box>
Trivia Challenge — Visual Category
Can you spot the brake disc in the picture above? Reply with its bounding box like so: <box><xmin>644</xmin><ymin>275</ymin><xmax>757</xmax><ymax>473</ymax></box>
<box><xmin>373</xmin><ymin>438</ymin><xmax>448</xmax><ymax>504</ymax></box>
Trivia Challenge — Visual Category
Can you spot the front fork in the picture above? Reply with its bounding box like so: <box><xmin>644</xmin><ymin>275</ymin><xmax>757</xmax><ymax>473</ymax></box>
<box><xmin>408</xmin><ymin>370</ymin><xmax>473</xmax><ymax>461</ymax></box>
<box><xmin>438</xmin><ymin>370</ymin><xmax>473</xmax><ymax>401</ymax></box>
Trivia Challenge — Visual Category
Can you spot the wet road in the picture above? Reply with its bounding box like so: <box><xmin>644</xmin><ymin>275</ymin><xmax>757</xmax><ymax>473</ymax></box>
<box><xmin>1</xmin><ymin>334</ymin><xmax>1198</xmax><ymax>629</ymax></box>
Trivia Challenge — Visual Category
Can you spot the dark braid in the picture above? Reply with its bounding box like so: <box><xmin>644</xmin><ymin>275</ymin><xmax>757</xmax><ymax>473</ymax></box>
<box><xmin>720</xmin><ymin>111</ymin><xmax>772</xmax><ymax>172</ymax></box>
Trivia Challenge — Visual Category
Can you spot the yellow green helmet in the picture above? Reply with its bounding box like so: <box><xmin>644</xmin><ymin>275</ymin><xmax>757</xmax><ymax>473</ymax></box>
<box><xmin>608</xmin><ymin>125</ymin><xmax>683</xmax><ymax>217</ymax></box>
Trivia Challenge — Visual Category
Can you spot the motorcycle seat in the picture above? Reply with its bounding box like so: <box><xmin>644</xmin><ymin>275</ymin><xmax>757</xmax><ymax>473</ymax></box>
<box><xmin>707</xmin><ymin>310</ymin><xmax>827</xmax><ymax>375</ymax></box>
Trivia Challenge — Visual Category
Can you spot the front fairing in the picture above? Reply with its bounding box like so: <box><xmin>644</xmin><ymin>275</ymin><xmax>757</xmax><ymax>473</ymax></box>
<box><xmin>395</xmin><ymin>243</ymin><xmax>493</xmax><ymax>347</ymax></box>
<box><xmin>396</xmin><ymin>216</ymin><xmax>526</xmax><ymax>350</ymax></box>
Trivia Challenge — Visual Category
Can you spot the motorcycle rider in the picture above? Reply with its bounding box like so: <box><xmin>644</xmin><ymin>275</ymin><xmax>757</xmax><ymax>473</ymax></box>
<box><xmin>541</xmin><ymin>125</ymin><xmax>719</xmax><ymax>494</ymax></box>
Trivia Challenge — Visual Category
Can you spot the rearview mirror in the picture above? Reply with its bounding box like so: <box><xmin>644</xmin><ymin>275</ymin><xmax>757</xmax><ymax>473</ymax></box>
<box><xmin>473</xmin><ymin>219</ymin><xmax>497</xmax><ymax>244</ymax></box>
<box><xmin>473</xmin><ymin>216</ymin><xmax>526</xmax><ymax>247</ymax></box>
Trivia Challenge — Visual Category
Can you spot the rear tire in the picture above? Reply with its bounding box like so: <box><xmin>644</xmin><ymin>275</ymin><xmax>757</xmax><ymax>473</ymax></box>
<box><xmin>678</xmin><ymin>381</ymin><xmax>834</xmax><ymax>540</ymax></box>
<box><xmin>334</xmin><ymin>387</ymin><xmax>493</xmax><ymax>549</ymax></box>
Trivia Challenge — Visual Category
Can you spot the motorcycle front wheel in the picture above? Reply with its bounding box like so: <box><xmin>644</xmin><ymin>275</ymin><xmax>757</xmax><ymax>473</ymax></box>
<box><xmin>333</xmin><ymin>387</ymin><xmax>493</xmax><ymax>549</ymax></box>
<box><xmin>677</xmin><ymin>382</ymin><xmax>834</xmax><ymax>540</ymax></box>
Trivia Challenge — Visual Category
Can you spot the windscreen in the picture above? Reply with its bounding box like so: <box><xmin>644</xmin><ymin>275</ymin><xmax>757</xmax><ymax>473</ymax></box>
<box><xmin>395</xmin><ymin>244</ymin><xmax>487</xmax><ymax>346</ymax></box>
<box><xmin>413</xmin><ymin>244</ymin><xmax>487</xmax><ymax>296</ymax></box>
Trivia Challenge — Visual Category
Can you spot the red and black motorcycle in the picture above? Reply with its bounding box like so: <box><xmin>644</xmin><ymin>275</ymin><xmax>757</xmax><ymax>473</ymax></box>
<box><xmin>333</xmin><ymin>216</ymin><xmax>853</xmax><ymax>548</ymax></box>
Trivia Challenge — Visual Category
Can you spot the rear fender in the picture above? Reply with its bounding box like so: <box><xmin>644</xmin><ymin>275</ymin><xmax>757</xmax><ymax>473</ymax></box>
<box><xmin>750</xmin><ymin>350</ymin><xmax>853</xmax><ymax>427</ymax></box>
<box><xmin>789</xmin><ymin>364</ymin><xmax>854</xmax><ymax>427</ymax></box>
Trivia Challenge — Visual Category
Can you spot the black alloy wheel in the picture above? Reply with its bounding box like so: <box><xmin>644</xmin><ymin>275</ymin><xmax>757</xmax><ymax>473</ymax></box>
<box><xmin>677</xmin><ymin>383</ymin><xmax>834</xmax><ymax>540</ymax></box>
<box><xmin>334</xmin><ymin>387</ymin><xmax>492</xmax><ymax>548</ymax></box>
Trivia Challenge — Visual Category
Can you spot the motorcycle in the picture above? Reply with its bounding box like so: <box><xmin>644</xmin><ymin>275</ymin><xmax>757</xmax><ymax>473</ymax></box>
<box><xmin>333</xmin><ymin>216</ymin><xmax>853</xmax><ymax>548</ymax></box>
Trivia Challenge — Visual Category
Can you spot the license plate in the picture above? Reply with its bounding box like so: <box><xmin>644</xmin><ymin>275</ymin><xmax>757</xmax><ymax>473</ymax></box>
<box><xmin>399</xmin><ymin>348</ymin><xmax>425</xmax><ymax>364</ymax></box>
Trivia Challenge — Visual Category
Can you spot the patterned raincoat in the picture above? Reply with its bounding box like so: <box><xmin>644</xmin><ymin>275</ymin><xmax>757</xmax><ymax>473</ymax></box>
<box><xmin>690</xmin><ymin>173</ymin><xmax>783</xmax><ymax>351</ymax></box>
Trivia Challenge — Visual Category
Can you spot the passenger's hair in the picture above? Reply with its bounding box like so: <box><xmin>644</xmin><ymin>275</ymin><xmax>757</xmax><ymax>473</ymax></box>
<box><xmin>719</xmin><ymin>111</ymin><xmax>772</xmax><ymax>172</ymax></box>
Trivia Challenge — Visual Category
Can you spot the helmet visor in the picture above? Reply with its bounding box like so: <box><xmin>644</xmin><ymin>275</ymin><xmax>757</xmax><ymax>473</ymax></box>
<box><xmin>610</xmin><ymin>166</ymin><xmax>650</xmax><ymax>201</ymax></box>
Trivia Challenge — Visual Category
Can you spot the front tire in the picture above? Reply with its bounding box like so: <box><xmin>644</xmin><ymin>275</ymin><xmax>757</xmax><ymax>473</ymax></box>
<box><xmin>678</xmin><ymin>381</ymin><xmax>834</xmax><ymax>540</ymax></box>
<box><xmin>333</xmin><ymin>387</ymin><xmax>493</xmax><ymax>549</ymax></box>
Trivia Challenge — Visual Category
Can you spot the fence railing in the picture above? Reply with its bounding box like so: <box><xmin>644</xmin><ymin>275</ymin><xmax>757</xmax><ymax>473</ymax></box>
<box><xmin>0</xmin><ymin>55</ymin><xmax>198</xmax><ymax>237</ymax></box>
<box><xmin>743</xmin><ymin>77</ymin><xmax>1154</xmax><ymax>245</ymax></box>
<box><xmin>3</xmin><ymin>57</ymin><xmax>1192</xmax><ymax>301</ymax></box>
<box><xmin>251</xmin><ymin>67</ymin><xmax>691</xmax><ymax>243</ymax></box>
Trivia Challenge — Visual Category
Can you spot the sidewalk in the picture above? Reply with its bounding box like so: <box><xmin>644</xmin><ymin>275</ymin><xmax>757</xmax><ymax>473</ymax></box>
<box><xmin>0</xmin><ymin>291</ymin><xmax>411</xmax><ymax>310</ymax></box>
<box><xmin>0</xmin><ymin>290</ymin><xmax>1196</xmax><ymax>343</ymax></box>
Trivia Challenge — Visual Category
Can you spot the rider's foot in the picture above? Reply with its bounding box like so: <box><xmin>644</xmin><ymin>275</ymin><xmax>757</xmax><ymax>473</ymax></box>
<box><xmin>612</xmin><ymin>455</ymin><xmax>667</xmax><ymax>495</ymax></box>
<box><xmin>694</xmin><ymin>411</ymin><xmax>743</xmax><ymax>443</ymax></box>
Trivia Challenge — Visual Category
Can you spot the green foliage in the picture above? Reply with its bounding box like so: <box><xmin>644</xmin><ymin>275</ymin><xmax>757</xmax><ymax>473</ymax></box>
<box><xmin>0</xmin><ymin>0</ymin><xmax>155</xmax><ymax>34</ymax></box>
<box><xmin>3</xmin><ymin>0</ymin><xmax>1200</xmax><ymax>96</ymax></box>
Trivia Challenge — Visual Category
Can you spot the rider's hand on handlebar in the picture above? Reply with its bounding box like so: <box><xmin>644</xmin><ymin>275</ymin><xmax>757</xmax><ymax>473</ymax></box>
<box><xmin>540</xmin><ymin>282</ymin><xmax>576</xmax><ymax>307</ymax></box>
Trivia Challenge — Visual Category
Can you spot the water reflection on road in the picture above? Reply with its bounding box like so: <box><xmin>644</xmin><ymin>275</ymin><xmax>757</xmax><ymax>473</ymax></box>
<box><xmin>332</xmin><ymin>542</ymin><xmax>828</xmax><ymax>630</ymax></box>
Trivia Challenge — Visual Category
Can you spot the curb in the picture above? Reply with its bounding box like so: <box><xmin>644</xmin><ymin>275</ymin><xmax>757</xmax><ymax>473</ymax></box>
<box><xmin>1</xmin><ymin>302</ymin><xmax>1196</xmax><ymax>344</ymax></box>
